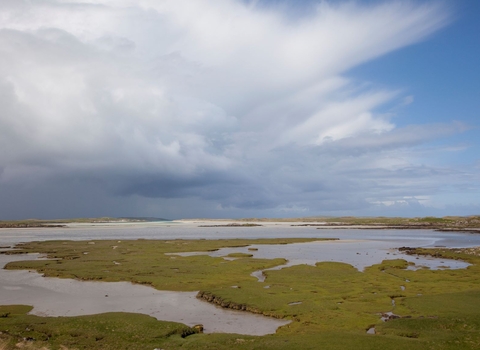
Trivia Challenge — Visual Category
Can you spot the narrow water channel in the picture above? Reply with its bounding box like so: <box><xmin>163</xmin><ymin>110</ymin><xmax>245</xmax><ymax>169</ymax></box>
<box><xmin>0</xmin><ymin>254</ymin><xmax>289</xmax><ymax>335</ymax></box>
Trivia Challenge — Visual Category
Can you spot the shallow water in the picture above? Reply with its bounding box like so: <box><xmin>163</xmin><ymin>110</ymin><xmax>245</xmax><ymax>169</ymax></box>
<box><xmin>0</xmin><ymin>254</ymin><xmax>289</xmax><ymax>335</ymax></box>
<box><xmin>1</xmin><ymin>222</ymin><xmax>479</xmax><ymax>335</ymax></box>
<box><xmin>171</xmin><ymin>239</ymin><xmax>471</xmax><ymax>276</ymax></box>
<box><xmin>1</xmin><ymin>221</ymin><xmax>480</xmax><ymax>248</ymax></box>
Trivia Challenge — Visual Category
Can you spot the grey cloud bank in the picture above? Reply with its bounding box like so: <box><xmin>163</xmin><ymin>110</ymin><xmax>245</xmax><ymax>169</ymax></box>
<box><xmin>0</xmin><ymin>0</ymin><xmax>478</xmax><ymax>219</ymax></box>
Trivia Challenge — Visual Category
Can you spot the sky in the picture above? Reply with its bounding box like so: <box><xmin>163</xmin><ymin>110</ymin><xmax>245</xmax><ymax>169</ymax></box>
<box><xmin>0</xmin><ymin>0</ymin><xmax>479</xmax><ymax>220</ymax></box>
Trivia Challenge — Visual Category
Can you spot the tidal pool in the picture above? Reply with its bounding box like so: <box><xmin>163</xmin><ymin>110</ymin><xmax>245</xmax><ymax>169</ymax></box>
<box><xmin>170</xmin><ymin>239</ymin><xmax>471</xmax><ymax>282</ymax></box>
<box><xmin>0</xmin><ymin>254</ymin><xmax>289</xmax><ymax>335</ymax></box>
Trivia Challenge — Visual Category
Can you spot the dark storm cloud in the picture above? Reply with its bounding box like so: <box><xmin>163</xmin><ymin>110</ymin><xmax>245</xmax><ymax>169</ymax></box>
<box><xmin>2</xmin><ymin>0</ymin><xmax>476</xmax><ymax>219</ymax></box>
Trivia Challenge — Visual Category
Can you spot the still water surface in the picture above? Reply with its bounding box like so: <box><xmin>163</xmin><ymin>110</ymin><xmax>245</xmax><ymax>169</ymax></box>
<box><xmin>1</xmin><ymin>221</ymin><xmax>480</xmax><ymax>247</ymax></box>
<box><xmin>0</xmin><ymin>253</ymin><xmax>288</xmax><ymax>335</ymax></box>
<box><xmin>1</xmin><ymin>222</ymin><xmax>479</xmax><ymax>335</ymax></box>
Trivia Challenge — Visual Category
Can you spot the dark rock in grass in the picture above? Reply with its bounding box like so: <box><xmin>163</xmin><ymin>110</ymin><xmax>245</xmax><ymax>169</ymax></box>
<box><xmin>196</xmin><ymin>291</ymin><xmax>269</xmax><ymax>316</ymax></box>
<box><xmin>180</xmin><ymin>328</ymin><xmax>196</xmax><ymax>338</ymax></box>
<box><xmin>193</xmin><ymin>324</ymin><xmax>204</xmax><ymax>333</ymax></box>
<box><xmin>380</xmin><ymin>312</ymin><xmax>401</xmax><ymax>322</ymax></box>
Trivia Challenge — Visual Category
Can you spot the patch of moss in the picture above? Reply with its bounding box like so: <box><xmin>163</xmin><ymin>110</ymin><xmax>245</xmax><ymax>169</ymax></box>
<box><xmin>0</xmin><ymin>305</ymin><xmax>200</xmax><ymax>350</ymax></box>
<box><xmin>226</xmin><ymin>253</ymin><xmax>254</xmax><ymax>258</ymax></box>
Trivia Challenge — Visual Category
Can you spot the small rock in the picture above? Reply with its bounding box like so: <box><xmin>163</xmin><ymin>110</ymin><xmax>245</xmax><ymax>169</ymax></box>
<box><xmin>193</xmin><ymin>324</ymin><xmax>204</xmax><ymax>333</ymax></box>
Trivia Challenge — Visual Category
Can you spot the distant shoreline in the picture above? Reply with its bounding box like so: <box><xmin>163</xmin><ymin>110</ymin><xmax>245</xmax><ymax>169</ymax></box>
<box><xmin>0</xmin><ymin>217</ymin><xmax>169</xmax><ymax>228</ymax></box>
<box><xmin>1</xmin><ymin>216</ymin><xmax>479</xmax><ymax>234</ymax></box>
<box><xmin>178</xmin><ymin>216</ymin><xmax>480</xmax><ymax>234</ymax></box>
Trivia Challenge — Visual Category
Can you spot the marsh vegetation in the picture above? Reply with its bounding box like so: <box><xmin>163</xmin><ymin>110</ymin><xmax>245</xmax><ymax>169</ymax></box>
<box><xmin>1</xmin><ymin>239</ymin><xmax>480</xmax><ymax>349</ymax></box>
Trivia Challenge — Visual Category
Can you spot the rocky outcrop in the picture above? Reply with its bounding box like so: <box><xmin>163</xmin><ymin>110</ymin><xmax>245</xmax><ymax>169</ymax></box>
<box><xmin>196</xmin><ymin>291</ymin><xmax>282</xmax><ymax>319</ymax></box>
<box><xmin>193</xmin><ymin>324</ymin><xmax>204</xmax><ymax>333</ymax></box>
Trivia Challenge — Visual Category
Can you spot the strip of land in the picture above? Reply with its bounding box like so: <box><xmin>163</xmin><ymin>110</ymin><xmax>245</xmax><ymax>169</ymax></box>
<box><xmin>180</xmin><ymin>215</ymin><xmax>480</xmax><ymax>233</ymax></box>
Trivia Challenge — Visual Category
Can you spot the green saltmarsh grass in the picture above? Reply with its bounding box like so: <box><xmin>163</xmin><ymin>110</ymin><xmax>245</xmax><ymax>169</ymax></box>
<box><xmin>1</xmin><ymin>239</ymin><xmax>480</xmax><ymax>349</ymax></box>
